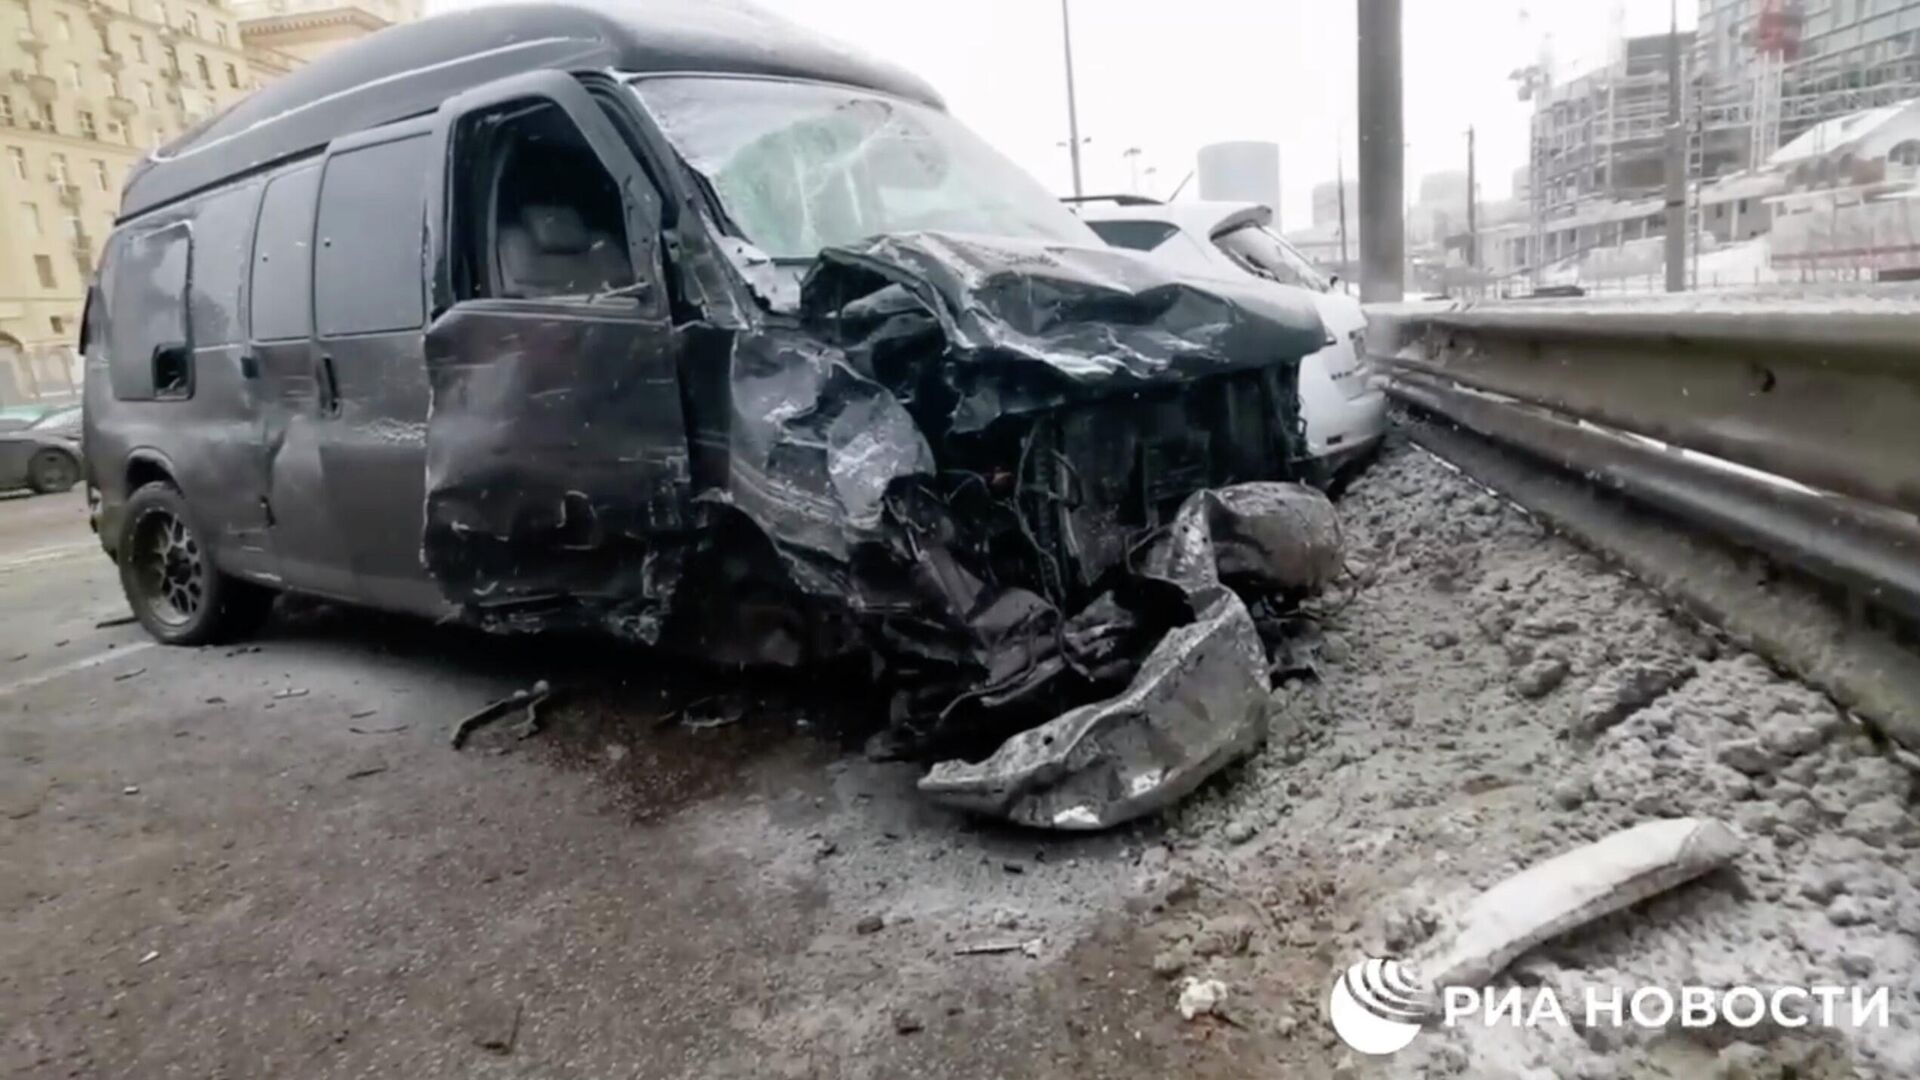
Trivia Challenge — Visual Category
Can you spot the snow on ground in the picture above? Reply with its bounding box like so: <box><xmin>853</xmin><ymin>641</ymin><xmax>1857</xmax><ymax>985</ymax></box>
<box><xmin>1139</xmin><ymin>441</ymin><xmax>1920</xmax><ymax>1078</ymax></box>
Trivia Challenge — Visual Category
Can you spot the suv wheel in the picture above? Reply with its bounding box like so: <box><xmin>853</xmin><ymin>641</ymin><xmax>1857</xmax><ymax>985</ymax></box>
<box><xmin>117</xmin><ymin>482</ymin><xmax>274</xmax><ymax>645</ymax></box>
<box><xmin>28</xmin><ymin>449</ymin><xmax>79</xmax><ymax>494</ymax></box>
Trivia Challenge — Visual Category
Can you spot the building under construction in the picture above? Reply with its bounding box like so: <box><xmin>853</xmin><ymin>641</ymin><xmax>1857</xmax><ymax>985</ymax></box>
<box><xmin>1696</xmin><ymin>0</ymin><xmax>1920</xmax><ymax>168</ymax></box>
<box><xmin>1526</xmin><ymin>30</ymin><xmax>1698</xmax><ymax>224</ymax></box>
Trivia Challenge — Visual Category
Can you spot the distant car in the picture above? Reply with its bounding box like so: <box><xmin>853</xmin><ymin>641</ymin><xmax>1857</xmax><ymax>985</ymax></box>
<box><xmin>0</xmin><ymin>405</ymin><xmax>55</xmax><ymax>434</ymax></box>
<box><xmin>0</xmin><ymin>405</ymin><xmax>83</xmax><ymax>494</ymax></box>
<box><xmin>1075</xmin><ymin>198</ymin><xmax>1387</xmax><ymax>482</ymax></box>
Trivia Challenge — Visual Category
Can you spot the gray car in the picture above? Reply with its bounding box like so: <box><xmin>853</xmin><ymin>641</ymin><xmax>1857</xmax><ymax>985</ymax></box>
<box><xmin>0</xmin><ymin>406</ymin><xmax>83</xmax><ymax>495</ymax></box>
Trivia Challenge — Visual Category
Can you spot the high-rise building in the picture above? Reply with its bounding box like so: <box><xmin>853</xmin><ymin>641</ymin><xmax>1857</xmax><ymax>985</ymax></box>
<box><xmin>0</xmin><ymin>0</ymin><xmax>414</xmax><ymax>406</ymax></box>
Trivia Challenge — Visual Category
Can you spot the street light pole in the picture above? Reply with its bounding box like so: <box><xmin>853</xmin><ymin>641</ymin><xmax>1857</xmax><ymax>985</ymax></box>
<box><xmin>1357</xmin><ymin>0</ymin><xmax>1406</xmax><ymax>302</ymax></box>
<box><xmin>1663</xmin><ymin>0</ymin><xmax>1687</xmax><ymax>291</ymax></box>
<box><xmin>1061</xmin><ymin>0</ymin><xmax>1085</xmax><ymax>198</ymax></box>
<box><xmin>1466</xmin><ymin>125</ymin><xmax>1478</xmax><ymax>269</ymax></box>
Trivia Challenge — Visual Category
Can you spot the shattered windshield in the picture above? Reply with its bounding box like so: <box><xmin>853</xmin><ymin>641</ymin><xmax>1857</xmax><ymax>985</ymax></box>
<box><xmin>630</xmin><ymin>75</ymin><xmax>1103</xmax><ymax>261</ymax></box>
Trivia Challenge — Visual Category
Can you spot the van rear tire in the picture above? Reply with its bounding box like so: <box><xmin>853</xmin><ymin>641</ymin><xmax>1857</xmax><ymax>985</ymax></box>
<box><xmin>117</xmin><ymin>482</ymin><xmax>275</xmax><ymax>645</ymax></box>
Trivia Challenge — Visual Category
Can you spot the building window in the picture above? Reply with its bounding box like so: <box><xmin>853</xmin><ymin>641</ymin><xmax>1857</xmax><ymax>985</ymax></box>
<box><xmin>55</xmin><ymin>13</ymin><xmax>72</xmax><ymax>41</ymax></box>
<box><xmin>6</xmin><ymin>148</ymin><xmax>25</xmax><ymax>180</ymax></box>
<box><xmin>0</xmin><ymin>96</ymin><xmax>12</xmax><ymax>126</ymax></box>
<box><xmin>35</xmin><ymin>255</ymin><xmax>57</xmax><ymax>289</ymax></box>
<box><xmin>36</xmin><ymin>103</ymin><xmax>55</xmax><ymax>132</ymax></box>
<box><xmin>21</xmin><ymin>203</ymin><xmax>42</xmax><ymax>237</ymax></box>
<box><xmin>131</xmin><ymin>35</ymin><xmax>146</xmax><ymax>62</ymax></box>
<box><xmin>78</xmin><ymin>111</ymin><xmax>97</xmax><ymax>140</ymax></box>
<box><xmin>225</xmin><ymin>62</ymin><xmax>238</xmax><ymax>88</ymax></box>
<box><xmin>64</xmin><ymin>216</ymin><xmax>84</xmax><ymax>243</ymax></box>
<box><xmin>154</xmin><ymin>2</ymin><xmax>168</xmax><ymax>26</ymax></box>
<box><xmin>141</xmin><ymin>81</ymin><xmax>155</xmax><ymax>107</ymax></box>
<box><xmin>66</xmin><ymin>62</ymin><xmax>84</xmax><ymax>92</ymax></box>
<box><xmin>50</xmin><ymin>316</ymin><xmax>66</xmax><ymax>335</ymax></box>
<box><xmin>215</xmin><ymin>24</ymin><xmax>227</xmax><ymax>46</ymax></box>
<box><xmin>93</xmin><ymin>159</ymin><xmax>110</xmax><ymax>191</ymax></box>
<box><xmin>184</xmin><ymin>11</ymin><xmax>199</xmax><ymax>37</ymax></box>
<box><xmin>196</xmin><ymin>55</ymin><xmax>211</xmax><ymax>87</ymax></box>
<box><xmin>49</xmin><ymin>153</ymin><xmax>69</xmax><ymax>184</ymax></box>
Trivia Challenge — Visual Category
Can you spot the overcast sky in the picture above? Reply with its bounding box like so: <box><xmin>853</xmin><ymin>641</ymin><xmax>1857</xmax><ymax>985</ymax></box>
<box><xmin>433</xmin><ymin>0</ymin><xmax>1699</xmax><ymax>229</ymax></box>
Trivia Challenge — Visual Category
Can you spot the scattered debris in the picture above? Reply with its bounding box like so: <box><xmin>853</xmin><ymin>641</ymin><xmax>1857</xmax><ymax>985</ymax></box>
<box><xmin>953</xmin><ymin>938</ymin><xmax>1043</xmax><ymax>958</ymax></box>
<box><xmin>475</xmin><ymin>1001</ymin><xmax>522</xmax><ymax>1056</ymax></box>
<box><xmin>344</xmin><ymin>767</ymin><xmax>388</xmax><ymax>781</ymax></box>
<box><xmin>673</xmin><ymin>694</ymin><xmax>747</xmax><ymax>730</ymax></box>
<box><xmin>854</xmin><ymin>914</ymin><xmax>885</xmax><ymax>935</ymax></box>
<box><xmin>349</xmin><ymin>709</ymin><xmax>380</xmax><ymax>720</ymax></box>
<box><xmin>112</xmin><ymin>668</ymin><xmax>146</xmax><ymax>682</ymax></box>
<box><xmin>1175</xmin><ymin>977</ymin><xmax>1229</xmax><ymax>1020</ymax></box>
<box><xmin>7</xmin><ymin>652</ymin><xmax>28</xmax><ymax>662</ymax></box>
<box><xmin>891</xmin><ymin>1009</ymin><xmax>923</xmax><ymax>1035</ymax></box>
<box><xmin>121</xmin><ymin>785</ymin><xmax>139</xmax><ymax>795</ymax></box>
<box><xmin>1573</xmin><ymin>660</ymin><xmax>1694</xmax><ymax>736</ymax></box>
<box><xmin>1511</xmin><ymin>657</ymin><xmax>1570</xmax><ymax>699</ymax></box>
<box><xmin>204</xmin><ymin>696</ymin><xmax>226</xmax><ymax>705</ymax></box>
<box><xmin>271</xmin><ymin>687</ymin><xmax>309</xmax><ymax>700</ymax></box>
<box><xmin>1417</xmin><ymin>817</ymin><xmax>1744</xmax><ymax>992</ymax></box>
<box><xmin>449</xmin><ymin>680</ymin><xmax>554</xmax><ymax>749</ymax></box>
<box><xmin>349</xmin><ymin>724</ymin><xmax>407</xmax><ymax>736</ymax></box>
<box><xmin>137</xmin><ymin>950</ymin><xmax>159</xmax><ymax>965</ymax></box>
<box><xmin>94</xmin><ymin>614</ymin><xmax>138</xmax><ymax>629</ymax></box>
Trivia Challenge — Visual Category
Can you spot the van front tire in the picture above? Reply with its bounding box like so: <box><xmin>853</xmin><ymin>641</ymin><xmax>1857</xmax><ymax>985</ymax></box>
<box><xmin>117</xmin><ymin>482</ymin><xmax>274</xmax><ymax>645</ymax></box>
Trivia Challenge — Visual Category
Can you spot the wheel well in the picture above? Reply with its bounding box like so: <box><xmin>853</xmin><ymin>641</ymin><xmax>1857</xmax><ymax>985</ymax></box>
<box><xmin>126</xmin><ymin>457</ymin><xmax>175</xmax><ymax>493</ymax></box>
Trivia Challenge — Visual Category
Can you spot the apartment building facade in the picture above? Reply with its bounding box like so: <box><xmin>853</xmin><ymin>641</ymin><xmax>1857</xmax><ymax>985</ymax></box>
<box><xmin>0</xmin><ymin>0</ymin><xmax>413</xmax><ymax>406</ymax></box>
<box><xmin>1</xmin><ymin>0</ymin><xmax>263</xmax><ymax>403</ymax></box>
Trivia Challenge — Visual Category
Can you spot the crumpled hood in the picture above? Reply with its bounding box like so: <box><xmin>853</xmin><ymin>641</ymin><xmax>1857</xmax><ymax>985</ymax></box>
<box><xmin>799</xmin><ymin>231</ymin><xmax>1329</xmax><ymax>433</ymax></box>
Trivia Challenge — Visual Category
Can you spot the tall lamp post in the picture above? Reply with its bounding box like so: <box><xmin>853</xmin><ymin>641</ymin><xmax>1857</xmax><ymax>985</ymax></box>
<box><xmin>1357</xmin><ymin>0</ymin><xmax>1406</xmax><ymax>302</ymax></box>
<box><xmin>1061</xmin><ymin>0</ymin><xmax>1085</xmax><ymax>198</ymax></box>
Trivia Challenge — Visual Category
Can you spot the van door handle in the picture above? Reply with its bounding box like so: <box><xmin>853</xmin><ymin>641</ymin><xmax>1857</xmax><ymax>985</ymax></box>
<box><xmin>315</xmin><ymin>354</ymin><xmax>340</xmax><ymax>416</ymax></box>
<box><xmin>238</xmin><ymin>352</ymin><xmax>259</xmax><ymax>379</ymax></box>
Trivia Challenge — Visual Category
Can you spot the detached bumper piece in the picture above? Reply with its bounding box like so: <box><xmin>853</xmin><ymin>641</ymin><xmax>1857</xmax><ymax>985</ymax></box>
<box><xmin>920</xmin><ymin>482</ymin><xmax>1340</xmax><ymax>830</ymax></box>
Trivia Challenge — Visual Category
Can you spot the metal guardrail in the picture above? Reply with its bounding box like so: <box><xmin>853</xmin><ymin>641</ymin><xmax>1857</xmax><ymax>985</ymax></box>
<box><xmin>1371</xmin><ymin>294</ymin><xmax>1920</xmax><ymax>625</ymax></box>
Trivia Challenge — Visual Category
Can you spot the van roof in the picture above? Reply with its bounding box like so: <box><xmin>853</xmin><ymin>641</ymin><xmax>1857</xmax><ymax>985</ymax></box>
<box><xmin>119</xmin><ymin>0</ymin><xmax>944</xmax><ymax>220</ymax></box>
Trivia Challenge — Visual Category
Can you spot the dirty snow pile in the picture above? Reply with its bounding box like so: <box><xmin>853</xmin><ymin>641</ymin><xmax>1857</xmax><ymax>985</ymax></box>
<box><xmin>1138</xmin><ymin>441</ymin><xmax>1920</xmax><ymax>1078</ymax></box>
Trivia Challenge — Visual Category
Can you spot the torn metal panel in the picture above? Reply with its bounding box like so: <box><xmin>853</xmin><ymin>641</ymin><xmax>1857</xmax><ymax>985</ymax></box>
<box><xmin>802</xmin><ymin>232</ymin><xmax>1328</xmax><ymax>435</ymax></box>
<box><xmin>918</xmin><ymin>482</ymin><xmax>1340</xmax><ymax>830</ymax></box>
<box><xmin>421</xmin><ymin>303</ymin><xmax>692</xmax><ymax>635</ymax></box>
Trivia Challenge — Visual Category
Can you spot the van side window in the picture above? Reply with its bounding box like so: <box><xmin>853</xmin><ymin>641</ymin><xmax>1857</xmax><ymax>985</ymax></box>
<box><xmin>250</xmin><ymin>164</ymin><xmax>321</xmax><ymax>341</ymax></box>
<box><xmin>315</xmin><ymin>135</ymin><xmax>429</xmax><ymax>335</ymax></box>
<box><xmin>106</xmin><ymin>220</ymin><xmax>191</xmax><ymax>401</ymax></box>
<box><xmin>450</xmin><ymin>102</ymin><xmax>634</xmax><ymax>301</ymax></box>
<box><xmin>187</xmin><ymin>182</ymin><xmax>262</xmax><ymax>347</ymax></box>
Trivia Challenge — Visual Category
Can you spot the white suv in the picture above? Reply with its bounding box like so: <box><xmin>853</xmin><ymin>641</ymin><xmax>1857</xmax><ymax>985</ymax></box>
<box><xmin>1075</xmin><ymin>198</ymin><xmax>1386</xmax><ymax>482</ymax></box>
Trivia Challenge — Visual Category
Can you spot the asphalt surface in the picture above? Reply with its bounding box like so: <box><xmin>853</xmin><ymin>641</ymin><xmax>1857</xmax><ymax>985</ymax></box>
<box><xmin>8</xmin><ymin>446</ymin><xmax>1913</xmax><ymax>1079</ymax></box>
<box><xmin>0</xmin><ymin>488</ymin><xmax>1238</xmax><ymax>1080</ymax></box>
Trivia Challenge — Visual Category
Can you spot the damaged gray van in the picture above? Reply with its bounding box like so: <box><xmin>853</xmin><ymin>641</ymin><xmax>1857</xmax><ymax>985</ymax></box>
<box><xmin>86</xmin><ymin>0</ymin><xmax>1340</xmax><ymax>828</ymax></box>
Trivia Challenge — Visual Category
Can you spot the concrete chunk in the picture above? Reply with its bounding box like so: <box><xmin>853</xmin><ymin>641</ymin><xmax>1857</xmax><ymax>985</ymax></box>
<box><xmin>1419</xmin><ymin>818</ymin><xmax>1744</xmax><ymax>991</ymax></box>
